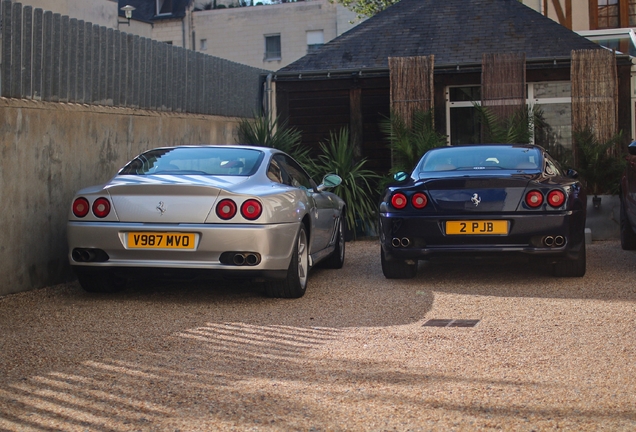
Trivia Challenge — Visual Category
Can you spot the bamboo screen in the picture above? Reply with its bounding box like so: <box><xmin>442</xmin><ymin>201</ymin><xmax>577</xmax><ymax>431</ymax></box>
<box><xmin>571</xmin><ymin>49</ymin><xmax>618</xmax><ymax>144</ymax></box>
<box><xmin>388</xmin><ymin>55</ymin><xmax>435</xmax><ymax>126</ymax></box>
<box><xmin>481</xmin><ymin>53</ymin><xmax>526</xmax><ymax>120</ymax></box>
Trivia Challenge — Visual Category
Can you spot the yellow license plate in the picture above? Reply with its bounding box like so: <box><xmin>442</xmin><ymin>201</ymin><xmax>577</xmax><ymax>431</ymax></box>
<box><xmin>446</xmin><ymin>220</ymin><xmax>509</xmax><ymax>235</ymax></box>
<box><xmin>127</xmin><ymin>232</ymin><xmax>196</xmax><ymax>249</ymax></box>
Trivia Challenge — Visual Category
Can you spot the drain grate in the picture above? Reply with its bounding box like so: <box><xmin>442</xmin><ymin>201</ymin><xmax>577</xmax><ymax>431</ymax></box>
<box><xmin>423</xmin><ymin>319</ymin><xmax>480</xmax><ymax>328</ymax></box>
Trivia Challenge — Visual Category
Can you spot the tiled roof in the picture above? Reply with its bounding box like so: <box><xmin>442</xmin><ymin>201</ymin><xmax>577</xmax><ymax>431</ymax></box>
<box><xmin>118</xmin><ymin>0</ymin><xmax>193</xmax><ymax>22</ymax></box>
<box><xmin>279</xmin><ymin>0</ymin><xmax>602</xmax><ymax>73</ymax></box>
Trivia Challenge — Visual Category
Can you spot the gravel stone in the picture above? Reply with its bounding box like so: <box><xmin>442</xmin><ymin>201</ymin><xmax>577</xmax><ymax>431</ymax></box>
<box><xmin>0</xmin><ymin>240</ymin><xmax>635</xmax><ymax>431</ymax></box>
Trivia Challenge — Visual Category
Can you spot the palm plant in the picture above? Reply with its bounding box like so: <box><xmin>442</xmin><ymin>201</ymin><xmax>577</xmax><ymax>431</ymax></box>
<box><xmin>380</xmin><ymin>109</ymin><xmax>447</xmax><ymax>175</ymax></box>
<box><xmin>473</xmin><ymin>104</ymin><xmax>546</xmax><ymax>144</ymax></box>
<box><xmin>311</xmin><ymin>128</ymin><xmax>381</xmax><ymax>239</ymax></box>
<box><xmin>236</xmin><ymin>114</ymin><xmax>311</xmax><ymax>167</ymax></box>
<box><xmin>573</xmin><ymin>129</ymin><xmax>626</xmax><ymax>196</ymax></box>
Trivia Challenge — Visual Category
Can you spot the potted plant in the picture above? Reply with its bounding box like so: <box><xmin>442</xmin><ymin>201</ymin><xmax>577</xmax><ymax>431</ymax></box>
<box><xmin>573</xmin><ymin>129</ymin><xmax>626</xmax><ymax>206</ymax></box>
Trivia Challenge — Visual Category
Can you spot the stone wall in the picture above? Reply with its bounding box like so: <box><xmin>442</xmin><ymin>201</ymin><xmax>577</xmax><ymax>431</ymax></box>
<box><xmin>0</xmin><ymin>98</ymin><xmax>241</xmax><ymax>296</ymax></box>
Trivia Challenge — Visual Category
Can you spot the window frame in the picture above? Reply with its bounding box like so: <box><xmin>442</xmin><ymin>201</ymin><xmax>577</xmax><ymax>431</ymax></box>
<box><xmin>445</xmin><ymin>81</ymin><xmax>572</xmax><ymax>147</ymax></box>
<box><xmin>264</xmin><ymin>34</ymin><xmax>282</xmax><ymax>62</ymax></box>
<box><xmin>590</xmin><ymin>0</ymin><xmax>636</xmax><ymax>29</ymax></box>
<box><xmin>156</xmin><ymin>0</ymin><xmax>173</xmax><ymax>16</ymax></box>
<box><xmin>306</xmin><ymin>30</ymin><xmax>324</xmax><ymax>54</ymax></box>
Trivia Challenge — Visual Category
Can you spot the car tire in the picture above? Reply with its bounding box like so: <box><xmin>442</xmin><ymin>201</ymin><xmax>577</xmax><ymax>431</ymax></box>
<box><xmin>620</xmin><ymin>198</ymin><xmax>636</xmax><ymax>250</ymax></box>
<box><xmin>75</xmin><ymin>268</ymin><xmax>127</xmax><ymax>293</ymax></box>
<box><xmin>381</xmin><ymin>247</ymin><xmax>417</xmax><ymax>279</ymax></box>
<box><xmin>552</xmin><ymin>240</ymin><xmax>586</xmax><ymax>277</ymax></box>
<box><xmin>320</xmin><ymin>217</ymin><xmax>346</xmax><ymax>269</ymax></box>
<box><xmin>265</xmin><ymin>225</ymin><xmax>309</xmax><ymax>298</ymax></box>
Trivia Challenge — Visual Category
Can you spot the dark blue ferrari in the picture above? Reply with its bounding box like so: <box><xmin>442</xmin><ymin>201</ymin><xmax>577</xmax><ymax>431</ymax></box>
<box><xmin>379</xmin><ymin>144</ymin><xmax>587</xmax><ymax>278</ymax></box>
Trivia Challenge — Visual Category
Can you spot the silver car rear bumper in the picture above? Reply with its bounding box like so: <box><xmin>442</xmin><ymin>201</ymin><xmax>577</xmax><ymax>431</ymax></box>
<box><xmin>67</xmin><ymin>221</ymin><xmax>300</xmax><ymax>271</ymax></box>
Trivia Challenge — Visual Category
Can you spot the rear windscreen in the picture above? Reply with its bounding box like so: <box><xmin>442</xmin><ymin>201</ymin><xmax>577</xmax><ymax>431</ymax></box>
<box><xmin>119</xmin><ymin>147</ymin><xmax>264</xmax><ymax>176</ymax></box>
<box><xmin>417</xmin><ymin>146</ymin><xmax>542</xmax><ymax>173</ymax></box>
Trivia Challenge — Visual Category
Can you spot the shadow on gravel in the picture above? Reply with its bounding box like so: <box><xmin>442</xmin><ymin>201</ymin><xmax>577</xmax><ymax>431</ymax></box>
<box><xmin>1</xmin><ymin>241</ymin><xmax>635</xmax><ymax>430</ymax></box>
<box><xmin>410</xmin><ymin>240</ymin><xmax>636</xmax><ymax>301</ymax></box>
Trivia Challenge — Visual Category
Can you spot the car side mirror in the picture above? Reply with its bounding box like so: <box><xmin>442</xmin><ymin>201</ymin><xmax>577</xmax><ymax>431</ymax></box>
<box><xmin>628</xmin><ymin>141</ymin><xmax>636</xmax><ymax>156</ymax></box>
<box><xmin>566</xmin><ymin>169</ymin><xmax>578</xmax><ymax>179</ymax></box>
<box><xmin>393</xmin><ymin>171</ymin><xmax>409</xmax><ymax>183</ymax></box>
<box><xmin>316</xmin><ymin>173</ymin><xmax>342</xmax><ymax>192</ymax></box>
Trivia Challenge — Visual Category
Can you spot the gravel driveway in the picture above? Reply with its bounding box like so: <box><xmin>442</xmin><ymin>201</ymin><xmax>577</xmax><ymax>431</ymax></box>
<box><xmin>1</xmin><ymin>240</ymin><xmax>635</xmax><ymax>431</ymax></box>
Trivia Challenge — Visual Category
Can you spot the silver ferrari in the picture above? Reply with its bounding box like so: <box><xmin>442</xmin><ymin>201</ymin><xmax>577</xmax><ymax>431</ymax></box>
<box><xmin>67</xmin><ymin>145</ymin><xmax>346</xmax><ymax>298</ymax></box>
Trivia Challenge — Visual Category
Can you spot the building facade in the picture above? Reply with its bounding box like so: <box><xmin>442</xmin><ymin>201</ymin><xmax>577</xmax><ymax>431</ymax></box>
<box><xmin>191</xmin><ymin>0</ymin><xmax>360</xmax><ymax>70</ymax></box>
<box><xmin>274</xmin><ymin>0</ymin><xmax>633</xmax><ymax>174</ymax></box>
<box><xmin>15</xmin><ymin>0</ymin><xmax>119</xmax><ymax>28</ymax></box>
<box><xmin>522</xmin><ymin>0</ymin><xmax>636</xmax><ymax>141</ymax></box>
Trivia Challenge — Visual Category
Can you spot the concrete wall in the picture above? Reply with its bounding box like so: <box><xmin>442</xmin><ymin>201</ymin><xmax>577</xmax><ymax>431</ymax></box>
<box><xmin>15</xmin><ymin>0</ymin><xmax>118</xmax><ymax>28</ymax></box>
<box><xmin>152</xmin><ymin>18</ymin><xmax>189</xmax><ymax>47</ymax></box>
<box><xmin>0</xmin><ymin>97</ymin><xmax>242</xmax><ymax>296</ymax></box>
<box><xmin>192</xmin><ymin>0</ymin><xmax>361</xmax><ymax>71</ymax></box>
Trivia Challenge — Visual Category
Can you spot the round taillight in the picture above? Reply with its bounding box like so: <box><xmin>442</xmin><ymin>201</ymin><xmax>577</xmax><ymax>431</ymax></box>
<box><xmin>547</xmin><ymin>190</ymin><xmax>565</xmax><ymax>208</ymax></box>
<box><xmin>216</xmin><ymin>199</ymin><xmax>237</xmax><ymax>220</ymax></box>
<box><xmin>411</xmin><ymin>192</ymin><xmax>428</xmax><ymax>209</ymax></box>
<box><xmin>92</xmin><ymin>198</ymin><xmax>111</xmax><ymax>218</ymax></box>
<box><xmin>525</xmin><ymin>190</ymin><xmax>544</xmax><ymax>208</ymax></box>
<box><xmin>72</xmin><ymin>198</ymin><xmax>90</xmax><ymax>218</ymax></box>
<box><xmin>391</xmin><ymin>193</ymin><xmax>408</xmax><ymax>209</ymax></box>
<box><xmin>241</xmin><ymin>199</ymin><xmax>263</xmax><ymax>220</ymax></box>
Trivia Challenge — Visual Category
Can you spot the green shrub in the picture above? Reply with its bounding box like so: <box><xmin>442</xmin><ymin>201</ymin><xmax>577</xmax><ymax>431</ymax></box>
<box><xmin>236</xmin><ymin>114</ymin><xmax>311</xmax><ymax>167</ymax></box>
<box><xmin>311</xmin><ymin>128</ymin><xmax>380</xmax><ymax>238</ymax></box>
<box><xmin>380</xmin><ymin>109</ymin><xmax>446</xmax><ymax>175</ymax></box>
<box><xmin>573</xmin><ymin>129</ymin><xmax>626</xmax><ymax>196</ymax></box>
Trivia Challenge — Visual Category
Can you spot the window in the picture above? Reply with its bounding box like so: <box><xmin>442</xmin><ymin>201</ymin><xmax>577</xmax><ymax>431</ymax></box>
<box><xmin>446</xmin><ymin>82</ymin><xmax>573</xmax><ymax>150</ymax></box>
<box><xmin>598</xmin><ymin>0</ymin><xmax>620</xmax><ymax>28</ymax></box>
<box><xmin>306</xmin><ymin>30</ymin><xmax>324</xmax><ymax>54</ymax></box>
<box><xmin>119</xmin><ymin>147</ymin><xmax>264</xmax><ymax>177</ymax></box>
<box><xmin>592</xmin><ymin>0</ymin><xmax>636</xmax><ymax>29</ymax></box>
<box><xmin>156</xmin><ymin>0</ymin><xmax>172</xmax><ymax>15</ymax></box>
<box><xmin>274</xmin><ymin>155</ymin><xmax>313</xmax><ymax>189</ymax></box>
<box><xmin>264</xmin><ymin>34</ymin><xmax>281</xmax><ymax>61</ymax></box>
<box><xmin>200</xmin><ymin>39</ymin><xmax>207</xmax><ymax>51</ymax></box>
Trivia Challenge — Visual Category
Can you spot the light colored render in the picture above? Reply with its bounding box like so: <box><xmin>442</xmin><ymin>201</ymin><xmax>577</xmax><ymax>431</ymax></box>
<box><xmin>152</xmin><ymin>19</ymin><xmax>190</xmax><ymax>47</ymax></box>
<box><xmin>15</xmin><ymin>0</ymin><xmax>118</xmax><ymax>28</ymax></box>
<box><xmin>521</xmin><ymin>0</ymin><xmax>591</xmax><ymax>30</ymax></box>
<box><xmin>193</xmin><ymin>0</ymin><xmax>360</xmax><ymax>70</ymax></box>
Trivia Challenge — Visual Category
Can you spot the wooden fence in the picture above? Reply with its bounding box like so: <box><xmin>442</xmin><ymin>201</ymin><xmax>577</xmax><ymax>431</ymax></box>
<box><xmin>0</xmin><ymin>0</ymin><xmax>265</xmax><ymax>117</ymax></box>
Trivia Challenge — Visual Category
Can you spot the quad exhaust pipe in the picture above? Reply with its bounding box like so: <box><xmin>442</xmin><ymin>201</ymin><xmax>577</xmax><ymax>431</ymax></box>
<box><xmin>392</xmin><ymin>237</ymin><xmax>411</xmax><ymax>248</ymax></box>
<box><xmin>231</xmin><ymin>252</ymin><xmax>261</xmax><ymax>266</ymax></box>
<box><xmin>543</xmin><ymin>235</ymin><xmax>565</xmax><ymax>248</ymax></box>
<box><xmin>72</xmin><ymin>248</ymin><xmax>108</xmax><ymax>262</ymax></box>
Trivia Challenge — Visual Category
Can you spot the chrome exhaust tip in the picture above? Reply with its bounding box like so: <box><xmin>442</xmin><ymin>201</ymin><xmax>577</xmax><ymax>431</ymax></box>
<box><xmin>392</xmin><ymin>238</ymin><xmax>401</xmax><ymax>248</ymax></box>
<box><xmin>72</xmin><ymin>248</ymin><xmax>96</xmax><ymax>262</ymax></box>
<box><xmin>544</xmin><ymin>236</ymin><xmax>555</xmax><ymax>247</ymax></box>
<box><xmin>232</xmin><ymin>253</ymin><xmax>246</xmax><ymax>266</ymax></box>
<box><xmin>71</xmin><ymin>249</ymin><xmax>83</xmax><ymax>262</ymax></box>
<box><xmin>245</xmin><ymin>253</ymin><xmax>261</xmax><ymax>266</ymax></box>
<box><xmin>400</xmin><ymin>237</ymin><xmax>411</xmax><ymax>248</ymax></box>
<box><xmin>554</xmin><ymin>236</ymin><xmax>565</xmax><ymax>247</ymax></box>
